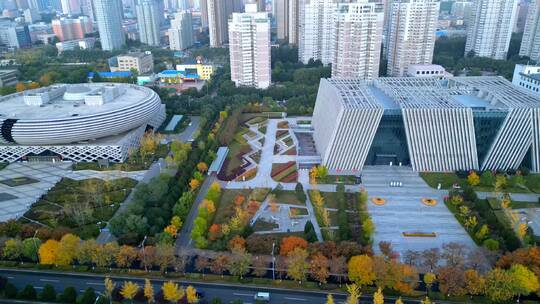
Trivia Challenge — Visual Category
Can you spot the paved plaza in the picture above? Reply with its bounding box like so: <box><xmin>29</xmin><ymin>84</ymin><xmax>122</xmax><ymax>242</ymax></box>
<box><xmin>0</xmin><ymin>162</ymin><xmax>147</xmax><ymax>223</ymax></box>
<box><xmin>0</xmin><ymin>162</ymin><xmax>70</xmax><ymax>222</ymax></box>
<box><xmin>362</xmin><ymin>166</ymin><xmax>476</xmax><ymax>255</ymax></box>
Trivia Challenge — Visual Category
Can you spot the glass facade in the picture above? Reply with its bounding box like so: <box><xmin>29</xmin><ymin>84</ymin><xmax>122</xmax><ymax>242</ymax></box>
<box><xmin>365</xmin><ymin>109</ymin><xmax>410</xmax><ymax>166</ymax></box>
<box><xmin>472</xmin><ymin>110</ymin><xmax>507</xmax><ymax>165</ymax></box>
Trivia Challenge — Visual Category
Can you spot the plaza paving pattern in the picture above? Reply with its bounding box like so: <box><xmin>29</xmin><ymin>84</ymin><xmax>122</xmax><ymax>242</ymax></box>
<box><xmin>362</xmin><ymin>166</ymin><xmax>477</xmax><ymax>255</ymax></box>
<box><xmin>0</xmin><ymin>162</ymin><xmax>146</xmax><ymax>223</ymax></box>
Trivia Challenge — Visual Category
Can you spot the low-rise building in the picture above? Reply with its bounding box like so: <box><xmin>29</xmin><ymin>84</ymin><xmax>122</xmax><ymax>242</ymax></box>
<box><xmin>512</xmin><ymin>64</ymin><xmax>540</xmax><ymax>96</ymax></box>
<box><xmin>175</xmin><ymin>58</ymin><xmax>214</xmax><ymax>80</ymax></box>
<box><xmin>55</xmin><ymin>38</ymin><xmax>95</xmax><ymax>52</ymax></box>
<box><xmin>0</xmin><ymin>70</ymin><xmax>17</xmax><ymax>87</ymax></box>
<box><xmin>109</xmin><ymin>52</ymin><xmax>154</xmax><ymax>75</ymax></box>
<box><xmin>406</xmin><ymin>64</ymin><xmax>451</xmax><ymax>79</ymax></box>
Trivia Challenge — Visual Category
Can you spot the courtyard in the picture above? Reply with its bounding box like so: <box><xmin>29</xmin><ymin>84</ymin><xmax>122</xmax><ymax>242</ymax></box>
<box><xmin>362</xmin><ymin>166</ymin><xmax>477</xmax><ymax>254</ymax></box>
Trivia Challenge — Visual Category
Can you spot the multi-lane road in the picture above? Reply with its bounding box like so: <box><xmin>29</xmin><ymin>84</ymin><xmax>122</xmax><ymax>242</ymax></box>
<box><xmin>0</xmin><ymin>269</ymin><xmax>439</xmax><ymax>304</ymax></box>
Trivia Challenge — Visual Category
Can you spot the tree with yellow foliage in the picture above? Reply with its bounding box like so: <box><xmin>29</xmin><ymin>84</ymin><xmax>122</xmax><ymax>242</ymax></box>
<box><xmin>467</xmin><ymin>171</ymin><xmax>480</xmax><ymax>186</ymax></box>
<box><xmin>326</xmin><ymin>294</ymin><xmax>334</xmax><ymax>304</ymax></box>
<box><xmin>15</xmin><ymin>82</ymin><xmax>26</xmax><ymax>92</ymax></box>
<box><xmin>57</xmin><ymin>234</ymin><xmax>81</xmax><ymax>266</ymax></box>
<box><xmin>120</xmin><ymin>281</ymin><xmax>139</xmax><ymax>302</ymax></box>
<box><xmin>171</xmin><ymin>216</ymin><xmax>183</xmax><ymax>229</ymax></box>
<box><xmin>189</xmin><ymin>179</ymin><xmax>201</xmax><ymax>191</ymax></box>
<box><xmin>116</xmin><ymin>245</ymin><xmax>138</xmax><ymax>269</ymax></box>
<box><xmin>144</xmin><ymin>279</ymin><xmax>154</xmax><ymax>303</ymax></box>
<box><xmin>164</xmin><ymin>225</ymin><xmax>178</xmax><ymax>237</ymax></box>
<box><xmin>395</xmin><ymin>298</ymin><xmax>404</xmax><ymax>304</ymax></box>
<box><xmin>197</xmin><ymin>162</ymin><xmax>208</xmax><ymax>173</ymax></box>
<box><xmin>345</xmin><ymin>284</ymin><xmax>361</xmax><ymax>304</ymax></box>
<box><xmin>421</xmin><ymin>296</ymin><xmax>433</xmax><ymax>304</ymax></box>
<box><xmin>186</xmin><ymin>285</ymin><xmax>198</xmax><ymax>304</ymax></box>
<box><xmin>519</xmin><ymin>223</ymin><xmax>528</xmax><ymax>238</ymax></box>
<box><xmin>162</xmin><ymin>281</ymin><xmax>184</xmax><ymax>303</ymax></box>
<box><xmin>39</xmin><ymin>239</ymin><xmax>59</xmax><ymax>265</ymax></box>
<box><xmin>104</xmin><ymin>277</ymin><xmax>115</xmax><ymax>300</ymax></box>
<box><xmin>373</xmin><ymin>288</ymin><xmax>384</xmax><ymax>304</ymax></box>
<box><xmin>348</xmin><ymin>255</ymin><xmax>375</xmax><ymax>287</ymax></box>
<box><xmin>200</xmin><ymin>200</ymin><xmax>216</xmax><ymax>214</ymax></box>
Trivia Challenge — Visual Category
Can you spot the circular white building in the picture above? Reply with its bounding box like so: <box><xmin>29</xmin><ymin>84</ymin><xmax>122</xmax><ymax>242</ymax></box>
<box><xmin>0</xmin><ymin>83</ymin><xmax>166</xmax><ymax>162</ymax></box>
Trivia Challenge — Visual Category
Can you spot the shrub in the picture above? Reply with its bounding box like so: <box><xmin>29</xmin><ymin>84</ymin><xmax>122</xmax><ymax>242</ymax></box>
<box><xmin>4</xmin><ymin>282</ymin><xmax>18</xmax><ymax>298</ymax></box>
<box><xmin>18</xmin><ymin>284</ymin><xmax>37</xmax><ymax>300</ymax></box>
<box><xmin>211</xmin><ymin>298</ymin><xmax>223</xmax><ymax>304</ymax></box>
<box><xmin>59</xmin><ymin>287</ymin><xmax>77</xmax><ymax>303</ymax></box>
<box><xmin>40</xmin><ymin>284</ymin><xmax>56</xmax><ymax>301</ymax></box>
<box><xmin>304</xmin><ymin>221</ymin><xmax>317</xmax><ymax>243</ymax></box>
<box><xmin>79</xmin><ymin>288</ymin><xmax>96</xmax><ymax>304</ymax></box>
<box><xmin>0</xmin><ymin>276</ymin><xmax>7</xmax><ymax>291</ymax></box>
<box><xmin>483</xmin><ymin>238</ymin><xmax>499</xmax><ymax>251</ymax></box>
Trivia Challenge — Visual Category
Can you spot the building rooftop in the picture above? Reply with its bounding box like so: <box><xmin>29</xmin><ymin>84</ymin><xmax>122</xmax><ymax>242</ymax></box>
<box><xmin>326</xmin><ymin>76</ymin><xmax>540</xmax><ymax>111</ymax></box>
<box><xmin>0</xmin><ymin>83</ymin><xmax>151</xmax><ymax>120</ymax></box>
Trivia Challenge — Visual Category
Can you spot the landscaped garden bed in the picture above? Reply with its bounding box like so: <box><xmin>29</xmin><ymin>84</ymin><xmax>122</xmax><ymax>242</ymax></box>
<box><xmin>21</xmin><ymin>177</ymin><xmax>137</xmax><ymax>239</ymax></box>
<box><xmin>0</xmin><ymin>177</ymin><xmax>39</xmax><ymax>187</ymax></box>
<box><xmin>289</xmin><ymin>206</ymin><xmax>308</xmax><ymax>217</ymax></box>
<box><xmin>277</xmin><ymin>121</ymin><xmax>289</xmax><ymax>129</ymax></box>
<box><xmin>253</xmin><ymin>219</ymin><xmax>278</xmax><ymax>231</ymax></box>
<box><xmin>420</xmin><ymin>171</ymin><xmax>538</xmax><ymax>193</ymax></box>
<box><xmin>271</xmin><ymin>162</ymin><xmax>297</xmax><ymax>182</ymax></box>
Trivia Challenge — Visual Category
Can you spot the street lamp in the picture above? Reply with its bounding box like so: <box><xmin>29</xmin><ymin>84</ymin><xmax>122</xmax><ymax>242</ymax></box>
<box><xmin>271</xmin><ymin>242</ymin><xmax>275</xmax><ymax>280</ymax></box>
<box><xmin>33</xmin><ymin>229</ymin><xmax>39</xmax><ymax>264</ymax></box>
<box><xmin>140</xmin><ymin>235</ymin><xmax>148</xmax><ymax>272</ymax></box>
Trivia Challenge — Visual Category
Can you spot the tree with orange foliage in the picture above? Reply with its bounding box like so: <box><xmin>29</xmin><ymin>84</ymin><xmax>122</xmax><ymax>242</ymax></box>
<box><xmin>15</xmin><ymin>82</ymin><xmax>26</xmax><ymax>92</ymax></box>
<box><xmin>39</xmin><ymin>239</ymin><xmax>60</xmax><ymax>265</ymax></box>
<box><xmin>27</xmin><ymin>82</ymin><xmax>40</xmax><ymax>89</ymax></box>
<box><xmin>496</xmin><ymin>246</ymin><xmax>540</xmax><ymax>278</ymax></box>
<box><xmin>189</xmin><ymin>179</ymin><xmax>201</xmax><ymax>191</ymax></box>
<box><xmin>199</xmin><ymin>199</ymin><xmax>216</xmax><ymax>214</ymax></box>
<box><xmin>235</xmin><ymin>195</ymin><xmax>245</xmax><ymax>207</ymax></box>
<box><xmin>163</xmin><ymin>225</ymin><xmax>178</xmax><ymax>237</ymax></box>
<box><xmin>197</xmin><ymin>162</ymin><xmax>208</xmax><ymax>173</ymax></box>
<box><xmin>208</xmin><ymin>224</ymin><xmax>221</xmax><ymax>241</ymax></box>
<box><xmin>246</xmin><ymin>200</ymin><xmax>261</xmax><ymax>216</ymax></box>
<box><xmin>310</xmin><ymin>253</ymin><xmax>330</xmax><ymax>284</ymax></box>
<box><xmin>279</xmin><ymin>236</ymin><xmax>308</xmax><ymax>256</ymax></box>
<box><xmin>228</xmin><ymin>235</ymin><xmax>246</xmax><ymax>251</ymax></box>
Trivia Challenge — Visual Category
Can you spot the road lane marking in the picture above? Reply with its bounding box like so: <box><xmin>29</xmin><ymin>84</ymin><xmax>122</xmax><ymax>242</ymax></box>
<box><xmin>232</xmin><ymin>293</ymin><xmax>253</xmax><ymax>297</ymax></box>
<box><xmin>34</xmin><ymin>287</ymin><xmax>43</xmax><ymax>289</ymax></box>
<box><xmin>7</xmin><ymin>277</ymin><xmax>14</xmax><ymax>279</ymax></box>
<box><xmin>40</xmin><ymin>279</ymin><xmax>59</xmax><ymax>283</ymax></box>
<box><xmin>284</xmin><ymin>297</ymin><xmax>307</xmax><ymax>301</ymax></box>
<box><xmin>86</xmin><ymin>282</ymin><xmax>104</xmax><ymax>286</ymax></box>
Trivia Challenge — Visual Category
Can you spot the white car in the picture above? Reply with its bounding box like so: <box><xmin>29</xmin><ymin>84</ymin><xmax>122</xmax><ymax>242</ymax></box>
<box><xmin>254</xmin><ymin>292</ymin><xmax>270</xmax><ymax>302</ymax></box>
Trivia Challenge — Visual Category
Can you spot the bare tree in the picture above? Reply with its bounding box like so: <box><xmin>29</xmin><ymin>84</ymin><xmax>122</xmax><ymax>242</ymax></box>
<box><xmin>442</xmin><ymin>242</ymin><xmax>466</xmax><ymax>268</ymax></box>
<box><xmin>173</xmin><ymin>254</ymin><xmax>191</xmax><ymax>274</ymax></box>
<box><xmin>329</xmin><ymin>255</ymin><xmax>347</xmax><ymax>286</ymax></box>
<box><xmin>195</xmin><ymin>256</ymin><xmax>210</xmax><ymax>276</ymax></box>
<box><xmin>251</xmin><ymin>256</ymin><xmax>269</xmax><ymax>277</ymax></box>
<box><xmin>421</xmin><ymin>248</ymin><xmax>441</xmax><ymax>271</ymax></box>
<box><xmin>403</xmin><ymin>250</ymin><xmax>421</xmax><ymax>267</ymax></box>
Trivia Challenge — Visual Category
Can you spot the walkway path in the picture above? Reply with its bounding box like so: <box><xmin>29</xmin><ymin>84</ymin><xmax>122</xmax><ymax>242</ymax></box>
<box><xmin>176</xmin><ymin>175</ymin><xmax>216</xmax><ymax>251</ymax></box>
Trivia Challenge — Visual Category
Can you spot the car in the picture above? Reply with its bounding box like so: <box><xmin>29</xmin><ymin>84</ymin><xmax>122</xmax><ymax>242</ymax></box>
<box><xmin>254</xmin><ymin>292</ymin><xmax>270</xmax><ymax>302</ymax></box>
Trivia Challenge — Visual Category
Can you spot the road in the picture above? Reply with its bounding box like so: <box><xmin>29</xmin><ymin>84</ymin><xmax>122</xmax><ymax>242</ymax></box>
<box><xmin>176</xmin><ymin>175</ymin><xmax>217</xmax><ymax>250</ymax></box>
<box><xmin>1</xmin><ymin>268</ymin><xmax>441</xmax><ymax>304</ymax></box>
<box><xmin>166</xmin><ymin>116</ymin><xmax>201</xmax><ymax>143</ymax></box>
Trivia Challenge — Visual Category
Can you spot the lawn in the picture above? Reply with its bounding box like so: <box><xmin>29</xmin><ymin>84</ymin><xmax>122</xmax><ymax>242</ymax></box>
<box><xmin>289</xmin><ymin>206</ymin><xmax>308</xmax><ymax>217</ymax></box>
<box><xmin>525</xmin><ymin>174</ymin><xmax>540</xmax><ymax>193</ymax></box>
<box><xmin>274</xmin><ymin>190</ymin><xmax>304</xmax><ymax>205</ymax></box>
<box><xmin>159</xmin><ymin>115</ymin><xmax>190</xmax><ymax>134</ymax></box>
<box><xmin>0</xmin><ymin>162</ymin><xmax>7</xmax><ymax>170</ymax></box>
<box><xmin>271</xmin><ymin>162</ymin><xmax>297</xmax><ymax>182</ymax></box>
<box><xmin>244</xmin><ymin>116</ymin><xmax>268</xmax><ymax>125</ymax></box>
<box><xmin>0</xmin><ymin>177</ymin><xmax>40</xmax><ymax>187</ymax></box>
<box><xmin>212</xmin><ymin>189</ymin><xmax>252</xmax><ymax>225</ymax></box>
<box><xmin>253</xmin><ymin>219</ymin><xmax>278</xmax><ymax>231</ymax></box>
<box><xmin>511</xmin><ymin>201</ymin><xmax>540</xmax><ymax>209</ymax></box>
<box><xmin>222</xmin><ymin>135</ymin><xmax>251</xmax><ymax>176</ymax></box>
<box><xmin>317</xmin><ymin>191</ymin><xmax>339</xmax><ymax>209</ymax></box>
<box><xmin>22</xmin><ymin>177</ymin><xmax>137</xmax><ymax>239</ymax></box>
<box><xmin>297</xmin><ymin>120</ymin><xmax>311</xmax><ymax>125</ymax></box>
<box><xmin>420</xmin><ymin>172</ymin><xmax>533</xmax><ymax>193</ymax></box>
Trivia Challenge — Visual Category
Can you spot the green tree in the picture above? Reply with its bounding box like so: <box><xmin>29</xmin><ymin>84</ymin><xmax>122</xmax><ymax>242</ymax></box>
<box><xmin>2</xmin><ymin>238</ymin><xmax>23</xmax><ymax>261</ymax></box>
<box><xmin>227</xmin><ymin>247</ymin><xmax>252</xmax><ymax>278</ymax></box>
<box><xmin>40</xmin><ymin>284</ymin><xmax>56</xmax><ymax>301</ymax></box>
<box><xmin>4</xmin><ymin>283</ymin><xmax>18</xmax><ymax>298</ymax></box>
<box><xmin>304</xmin><ymin>221</ymin><xmax>317</xmax><ymax>242</ymax></box>
<box><xmin>59</xmin><ymin>286</ymin><xmax>77</xmax><ymax>303</ymax></box>
<box><xmin>22</xmin><ymin>238</ymin><xmax>41</xmax><ymax>262</ymax></box>
<box><xmin>79</xmin><ymin>288</ymin><xmax>97</xmax><ymax>304</ymax></box>
<box><xmin>480</xmin><ymin>171</ymin><xmax>495</xmax><ymax>187</ymax></box>
<box><xmin>508</xmin><ymin>264</ymin><xmax>539</xmax><ymax>300</ymax></box>
<box><xmin>18</xmin><ymin>284</ymin><xmax>37</xmax><ymax>300</ymax></box>
<box><xmin>485</xmin><ymin>268</ymin><xmax>515</xmax><ymax>303</ymax></box>
<box><xmin>286</xmin><ymin>247</ymin><xmax>309</xmax><ymax>283</ymax></box>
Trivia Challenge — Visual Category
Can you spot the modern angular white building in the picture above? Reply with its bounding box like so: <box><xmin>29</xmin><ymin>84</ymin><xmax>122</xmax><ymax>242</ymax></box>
<box><xmin>228</xmin><ymin>1</ymin><xmax>271</xmax><ymax>89</ymax></box>
<box><xmin>136</xmin><ymin>0</ymin><xmax>161</xmax><ymax>46</ymax></box>
<box><xmin>386</xmin><ymin>0</ymin><xmax>439</xmax><ymax>76</ymax></box>
<box><xmin>332</xmin><ymin>1</ymin><xmax>384</xmax><ymax>79</ymax></box>
<box><xmin>465</xmin><ymin>0</ymin><xmax>518</xmax><ymax>60</ymax></box>
<box><xmin>298</xmin><ymin>0</ymin><xmax>337</xmax><ymax>65</ymax></box>
<box><xmin>312</xmin><ymin>77</ymin><xmax>540</xmax><ymax>173</ymax></box>
<box><xmin>169</xmin><ymin>11</ymin><xmax>193</xmax><ymax>50</ymax></box>
<box><xmin>520</xmin><ymin>0</ymin><xmax>540</xmax><ymax>62</ymax></box>
<box><xmin>93</xmin><ymin>0</ymin><xmax>125</xmax><ymax>51</ymax></box>
<box><xmin>0</xmin><ymin>83</ymin><xmax>166</xmax><ymax>162</ymax></box>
